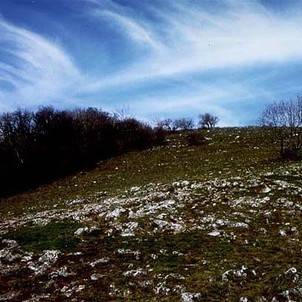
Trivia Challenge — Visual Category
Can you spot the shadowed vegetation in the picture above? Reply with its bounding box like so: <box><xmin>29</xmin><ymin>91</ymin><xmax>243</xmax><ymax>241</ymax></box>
<box><xmin>0</xmin><ymin>107</ymin><xmax>165</xmax><ymax>197</ymax></box>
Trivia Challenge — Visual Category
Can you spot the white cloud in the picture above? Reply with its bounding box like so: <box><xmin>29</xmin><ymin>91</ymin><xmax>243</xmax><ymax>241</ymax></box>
<box><xmin>113</xmin><ymin>82</ymin><xmax>255</xmax><ymax>127</ymax></box>
<box><xmin>2</xmin><ymin>0</ymin><xmax>302</xmax><ymax>126</ymax></box>
<box><xmin>94</xmin><ymin>10</ymin><xmax>162</xmax><ymax>51</ymax></box>
<box><xmin>83</xmin><ymin>0</ymin><xmax>302</xmax><ymax>92</ymax></box>
<box><xmin>0</xmin><ymin>19</ymin><xmax>83</xmax><ymax>110</ymax></box>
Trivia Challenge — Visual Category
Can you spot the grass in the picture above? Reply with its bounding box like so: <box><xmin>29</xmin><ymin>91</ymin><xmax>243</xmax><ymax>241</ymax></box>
<box><xmin>4</xmin><ymin>220</ymin><xmax>81</xmax><ymax>252</ymax></box>
<box><xmin>0</xmin><ymin>127</ymin><xmax>280</xmax><ymax>217</ymax></box>
<box><xmin>1</xmin><ymin>127</ymin><xmax>302</xmax><ymax>301</ymax></box>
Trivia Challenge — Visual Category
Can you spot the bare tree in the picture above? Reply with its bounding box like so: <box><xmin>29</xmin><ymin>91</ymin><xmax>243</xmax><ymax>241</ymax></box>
<box><xmin>0</xmin><ymin>109</ymin><xmax>34</xmax><ymax>166</ymax></box>
<box><xmin>173</xmin><ymin>118</ymin><xmax>195</xmax><ymax>131</ymax></box>
<box><xmin>113</xmin><ymin>107</ymin><xmax>132</xmax><ymax>121</ymax></box>
<box><xmin>198</xmin><ymin>113</ymin><xmax>218</xmax><ymax>129</ymax></box>
<box><xmin>156</xmin><ymin>118</ymin><xmax>173</xmax><ymax>131</ymax></box>
<box><xmin>260</xmin><ymin>96</ymin><xmax>302</xmax><ymax>157</ymax></box>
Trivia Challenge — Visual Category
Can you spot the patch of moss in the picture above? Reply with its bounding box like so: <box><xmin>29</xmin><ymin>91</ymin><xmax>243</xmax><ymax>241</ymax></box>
<box><xmin>5</xmin><ymin>220</ymin><xmax>81</xmax><ymax>252</ymax></box>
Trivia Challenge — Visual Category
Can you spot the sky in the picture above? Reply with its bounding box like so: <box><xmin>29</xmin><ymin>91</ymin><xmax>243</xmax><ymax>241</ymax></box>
<box><xmin>1</xmin><ymin>0</ymin><xmax>302</xmax><ymax>126</ymax></box>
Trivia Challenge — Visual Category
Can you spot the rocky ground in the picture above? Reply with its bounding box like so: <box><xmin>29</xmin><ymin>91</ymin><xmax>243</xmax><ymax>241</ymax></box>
<box><xmin>1</xmin><ymin>129</ymin><xmax>302</xmax><ymax>301</ymax></box>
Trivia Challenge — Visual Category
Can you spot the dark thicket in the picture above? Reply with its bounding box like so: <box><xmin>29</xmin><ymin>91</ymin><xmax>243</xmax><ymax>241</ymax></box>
<box><xmin>0</xmin><ymin>107</ymin><xmax>165</xmax><ymax>197</ymax></box>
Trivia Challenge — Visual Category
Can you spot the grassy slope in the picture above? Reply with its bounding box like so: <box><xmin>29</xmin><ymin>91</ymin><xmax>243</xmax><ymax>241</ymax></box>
<box><xmin>1</xmin><ymin>127</ymin><xmax>302</xmax><ymax>301</ymax></box>
<box><xmin>0</xmin><ymin>127</ymin><xmax>279</xmax><ymax>217</ymax></box>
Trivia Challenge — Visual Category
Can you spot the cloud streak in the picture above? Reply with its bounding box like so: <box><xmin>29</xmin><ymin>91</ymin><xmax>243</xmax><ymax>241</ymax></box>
<box><xmin>0</xmin><ymin>18</ymin><xmax>83</xmax><ymax>110</ymax></box>
<box><xmin>1</xmin><ymin>0</ymin><xmax>302</xmax><ymax>125</ymax></box>
<box><xmin>82</xmin><ymin>0</ymin><xmax>302</xmax><ymax>91</ymax></box>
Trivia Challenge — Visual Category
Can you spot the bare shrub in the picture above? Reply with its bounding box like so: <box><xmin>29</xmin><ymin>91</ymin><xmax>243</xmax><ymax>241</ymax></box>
<box><xmin>260</xmin><ymin>96</ymin><xmax>302</xmax><ymax>158</ymax></box>
<box><xmin>172</xmin><ymin>118</ymin><xmax>195</xmax><ymax>131</ymax></box>
<box><xmin>155</xmin><ymin>119</ymin><xmax>173</xmax><ymax>131</ymax></box>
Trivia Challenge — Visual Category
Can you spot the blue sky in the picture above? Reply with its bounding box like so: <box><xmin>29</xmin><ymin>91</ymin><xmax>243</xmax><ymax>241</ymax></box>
<box><xmin>1</xmin><ymin>0</ymin><xmax>302</xmax><ymax>125</ymax></box>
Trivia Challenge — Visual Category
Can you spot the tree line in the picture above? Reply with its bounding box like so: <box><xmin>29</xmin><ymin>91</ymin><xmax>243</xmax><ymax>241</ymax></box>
<box><xmin>2</xmin><ymin>96</ymin><xmax>301</xmax><ymax>198</ymax></box>
<box><xmin>0</xmin><ymin>107</ymin><xmax>165</xmax><ymax>197</ymax></box>
<box><xmin>156</xmin><ymin>113</ymin><xmax>219</xmax><ymax>131</ymax></box>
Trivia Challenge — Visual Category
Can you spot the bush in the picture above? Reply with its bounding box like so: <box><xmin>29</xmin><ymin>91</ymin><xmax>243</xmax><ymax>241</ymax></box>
<box><xmin>154</xmin><ymin>127</ymin><xmax>167</xmax><ymax>145</ymax></box>
<box><xmin>281</xmin><ymin>148</ymin><xmax>302</xmax><ymax>160</ymax></box>
<box><xmin>186</xmin><ymin>132</ymin><xmax>207</xmax><ymax>146</ymax></box>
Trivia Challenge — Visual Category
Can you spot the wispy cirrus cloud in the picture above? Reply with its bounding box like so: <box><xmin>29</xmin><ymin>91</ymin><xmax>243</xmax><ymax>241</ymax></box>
<box><xmin>95</xmin><ymin>10</ymin><xmax>162</xmax><ymax>51</ymax></box>
<box><xmin>1</xmin><ymin>0</ymin><xmax>302</xmax><ymax>125</ymax></box>
<box><xmin>0</xmin><ymin>18</ymin><xmax>83</xmax><ymax>111</ymax></box>
<box><xmin>82</xmin><ymin>0</ymin><xmax>302</xmax><ymax>92</ymax></box>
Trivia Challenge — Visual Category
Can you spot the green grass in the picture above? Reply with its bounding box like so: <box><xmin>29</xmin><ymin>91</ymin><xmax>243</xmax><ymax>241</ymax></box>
<box><xmin>4</xmin><ymin>220</ymin><xmax>81</xmax><ymax>252</ymax></box>
<box><xmin>0</xmin><ymin>127</ymin><xmax>280</xmax><ymax>217</ymax></box>
<box><xmin>1</xmin><ymin>127</ymin><xmax>302</xmax><ymax>301</ymax></box>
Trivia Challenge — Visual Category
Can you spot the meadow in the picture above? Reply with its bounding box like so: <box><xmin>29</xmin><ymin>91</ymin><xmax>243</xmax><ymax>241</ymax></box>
<box><xmin>1</xmin><ymin>127</ymin><xmax>302</xmax><ymax>301</ymax></box>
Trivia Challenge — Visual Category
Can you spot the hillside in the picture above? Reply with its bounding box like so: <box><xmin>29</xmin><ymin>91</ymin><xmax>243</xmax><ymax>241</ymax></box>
<box><xmin>1</xmin><ymin>128</ymin><xmax>302</xmax><ymax>301</ymax></box>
